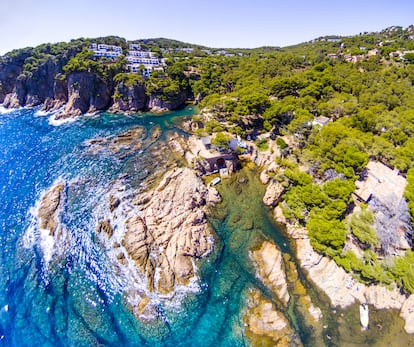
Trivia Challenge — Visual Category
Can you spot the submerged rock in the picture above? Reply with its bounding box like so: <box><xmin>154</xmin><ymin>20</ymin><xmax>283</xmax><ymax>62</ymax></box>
<box><xmin>244</xmin><ymin>289</ymin><xmax>302</xmax><ymax>347</ymax></box>
<box><xmin>84</xmin><ymin>127</ymin><xmax>146</xmax><ymax>158</ymax></box>
<box><xmin>401</xmin><ymin>295</ymin><xmax>414</xmax><ymax>334</ymax></box>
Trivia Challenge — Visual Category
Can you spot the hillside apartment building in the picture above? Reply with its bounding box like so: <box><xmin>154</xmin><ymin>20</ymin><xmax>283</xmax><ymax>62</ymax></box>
<box><xmin>89</xmin><ymin>43</ymin><xmax>163</xmax><ymax>76</ymax></box>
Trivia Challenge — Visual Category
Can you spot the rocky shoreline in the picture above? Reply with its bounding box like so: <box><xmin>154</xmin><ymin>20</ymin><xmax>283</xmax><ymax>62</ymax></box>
<box><xmin>96</xmin><ymin>166</ymin><xmax>221</xmax><ymax>318</ymax></box>
<box><xmin>27</xmin><ymin>105</ymin><xmax>414</xmax><ymax>337</ymax></box>
<box><xmin>273</xmin><ymin>206</ymin><xmax>414</xmax><ymax>334</ymax></box>
<box><xmin>0</xmin><ymin>69</ymin><xmax>187</xmax><ymax>120</ymax></box>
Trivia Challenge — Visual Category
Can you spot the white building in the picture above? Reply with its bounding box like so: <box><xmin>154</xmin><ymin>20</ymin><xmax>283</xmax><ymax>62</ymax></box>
<box><xmin>127</xmin><ymin>50</ymin><xmax>157</xmax><ymax>58</ymax></box>
<box><xmin>312</xmin><ymin>116</ymin><xmax>330</xmax><ymax>127</ymax></box>
<box><xmin>90</xmin><ymin>43</ymin><xmax>123</xmax><ymax>59</ymax></box>
<box><xmin>127</xmin><ymin>64</ymin><xmax>164</xmax><ymax>77</ymax></box>
<box><xmin>129</xmin><ymin>43</ymin><xmax>141</xmax><ymax>51</ymax></box>
<box><xmin>126</xmin><ymin>56</ymin><xmax>160</xmax><ymax>65</ymax></box>
<box><xmin>90</xmin><ymin>42</ymin><xmax>164</xmax><ymax>76</ymax></box>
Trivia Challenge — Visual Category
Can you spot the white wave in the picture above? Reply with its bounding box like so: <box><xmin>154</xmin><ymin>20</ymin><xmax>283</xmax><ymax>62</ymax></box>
<box><xmin>48</xmin><ymin>109</ymin><xmax>101</xmax><ymax>126</ymax></box>
<box><xmin>90</xmin><ymin>178</ymin><xmax>205</xmax><ymax>318</ymax></box>
<box><xmin>84</xmin><ymin>111</ymin><xmax>100</xmax><ymax>118</ymax></box>
<box><xmin>38</xmin><ymin>227</ymin><xmax>56</xmax><ymax>264</ymax></box>
<box><xmin>23</xmin><ymin>178</ymin><xmax>68</xmax><ymax>267</ymax></box>
<box><xmin>34</xmin><ymin>106</ymin><xmax>64</xmax><ymax>117</ymax></box>
<box><xmin>0</xmin><ymin>105</ymin><xmax>20</xmax><ymax>114</ymax></box>
<box><xmin>22</xmin><ymin>207</ymin><xmax>39</xmax><ymax>249</ymax></box>
<box><xmin>48</xmin><ymin>112</ymin><xmax>78</xmax><ymax>126</ymax></box>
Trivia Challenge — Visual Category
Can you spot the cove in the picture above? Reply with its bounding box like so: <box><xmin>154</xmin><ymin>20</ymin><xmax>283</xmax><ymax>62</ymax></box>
<box><xmin>0</xmin><ymin>106</ymin><xmax>413</xmax><ymax>346</ymax></box>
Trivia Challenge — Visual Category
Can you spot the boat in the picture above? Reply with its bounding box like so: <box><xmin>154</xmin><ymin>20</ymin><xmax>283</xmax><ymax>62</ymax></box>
<box><xmin>210</xmin><ymin>177</ymin><xmax>221</xmax><ymax>186</ymax></box>
<box><xmin>360</xmin><ymin>303</ymin><xmax>369</xmax><ymax>330</ymax></box>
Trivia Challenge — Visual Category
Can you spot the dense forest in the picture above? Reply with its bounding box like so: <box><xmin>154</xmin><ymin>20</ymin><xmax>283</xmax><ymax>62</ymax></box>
<box><xmin>2</xmin><ymin>25</ymin><xmax>414</xmax><ymax>292</ymax></box>
<box><xmin>182</xmin><ymin>25</ymin><xmax>414</xmax><ymax>292</ymax></box>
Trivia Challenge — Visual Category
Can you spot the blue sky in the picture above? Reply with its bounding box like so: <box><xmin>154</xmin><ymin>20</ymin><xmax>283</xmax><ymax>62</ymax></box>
<box><xmin>1</xmin><ymin>0</ymin><xmax>413</xmax><ymax>55</ymax></box>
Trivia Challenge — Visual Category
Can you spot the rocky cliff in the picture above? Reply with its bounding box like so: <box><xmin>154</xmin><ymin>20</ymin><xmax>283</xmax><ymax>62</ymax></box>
<box><xmin>110</xmin><ymin>81</ymin><xmax>147</xmax><ymax>113</ymax></box>
<box><xmin>147</xmin><ymin>91</ymin><xmax>188</xmax><ymax>112</ymax></box>
<box><xmin>0</xmin><ymin>48</ymin><xmax>189</xmax><ymax>115</ymax></box>
<box><xmin>1</xmin><ymin>53</ymin><xmax>69</xmax><ymax>109</ymax></box>
<box><xmin>57</xmin><ymin>72</ymin><xmax>113</xmax><ymax>119</ymax></box>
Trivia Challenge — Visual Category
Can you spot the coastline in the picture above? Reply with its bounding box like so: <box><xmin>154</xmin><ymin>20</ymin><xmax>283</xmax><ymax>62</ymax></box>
<box><xmin>273</xmin><ymin>206</ymin><xmax>414</xmax><ymax>333</ymax></box>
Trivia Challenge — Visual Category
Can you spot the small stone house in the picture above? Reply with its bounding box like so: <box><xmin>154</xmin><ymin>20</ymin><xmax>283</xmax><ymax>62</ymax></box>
<box><xmin>354</xmin><ymin>161</ymin><xmax>407</xmax><ymax>204</ymax></box>
<box><xmin>312</xmin><ymin>116</ymin><xmax>330</xmax><ymax>127</ymax></box>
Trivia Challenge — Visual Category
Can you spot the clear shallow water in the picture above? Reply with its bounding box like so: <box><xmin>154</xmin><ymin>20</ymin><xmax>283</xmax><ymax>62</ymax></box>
<box><xmin>1</xmin><ymin>106</ymin><xmax>413</xmax><ymax>347</ymax></box>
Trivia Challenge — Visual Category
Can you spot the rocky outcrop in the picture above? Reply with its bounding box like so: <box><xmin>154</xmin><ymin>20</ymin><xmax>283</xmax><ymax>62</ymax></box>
<box><xmin>263</xmin><ymin>180</ymin><xmax>285</xmax><ymax>206</ymax></box>
<box><xmin>99</xmin><ymin>167</ymin><xmax>221</xmax><ymax>311</ymax></box>
<box><xmin>57</xmin><ymin>72</ymin><xmax>112</xmax><ymax>119</ymax></box>
<box><xmin>250</xmin><ymin>241</ymin><xmax>290</xmax><ymax>305</ymax></box>
<box><xmin>124</xmin><ymin>168</ymin><xmax>219</xmax><ymax>293</ymax></box>
<box><xmin>37</xmin><ymin>183</ymin><xmax>65</xmax><ymax>236</ymax></box>
<box><xmin>35</xmin><ymin>181</ymin><xmax>68</xmax><ymax>264</ymax></box>
<box><xmin>401</xmin><ymin>295</ymin><xmax>414</xmax><ymax>334</ymax></box>
<box><xmin>110</xmin><ymin>81</ymin><xmax>147</xmax><ymax>113</ymax></box>
<box><xmin>148</xmin><ymin>92</ymin><xmax>187</xmax><ymax>112</ymax></box>
<box><xmin>244</xmin><ymin>289</ymin><xmax>302</xmax><ymax>347</ymax></box>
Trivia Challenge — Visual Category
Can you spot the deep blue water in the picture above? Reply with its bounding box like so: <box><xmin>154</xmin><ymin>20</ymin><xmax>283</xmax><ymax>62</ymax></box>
<box><xmin>1</xmin><ymin>106</ymin><xmax>240</xmax><ymax>347</ymax></box>
<box><xmin>2</xmin><ymin>106</ymin><xmax>291</xmax><ymax>347</ymax></box>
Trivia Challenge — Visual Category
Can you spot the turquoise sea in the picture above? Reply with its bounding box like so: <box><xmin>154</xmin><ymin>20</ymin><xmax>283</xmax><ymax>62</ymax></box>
<box><xmin>1</xmin><ymin>106</ymin><xmax>413</xmax><ymax>346</ymax></box>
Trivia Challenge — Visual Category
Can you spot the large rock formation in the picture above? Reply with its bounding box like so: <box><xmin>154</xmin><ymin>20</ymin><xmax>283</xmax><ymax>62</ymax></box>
<box><xmin>250</xmin><ymin>241</ymin><xmax>290</xmax><ymax>305</ymax></box>
<box><xmin>148</xmin><ymin>91</ymin><xmax>188</xmax><ymax>112</ymax></box>
<box><xmin>263</xmin><ymin>180</ymin><xmax>285</xmax><ymax>207</ymax></box>
<box><xmin>57</xmin><ymin>72</ymin><xmax>112</xmax><ymax>119</ymax></box>
<box><xmin>35</xmin><ymin>181</ymin><xmax>68</xmax><ymax>263</ymax></box>
<box><xmin>37</xmin><ymin>182</ymin><xmax>65</xmax><ymax>237</ymax></box>
<box><xmin>97</xmin><ymin>167</ymin><xmax>221</xmax><ymax>315</ymax></box>
<box><xmin>110</xmin><ymin>80</ymin><xmax>147</xmax><ymax>113</ymax></box>
<box><xmin>126</xmin><ymin>168</ymin><xmax>219</xmax><ymax>293</ymax></box>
